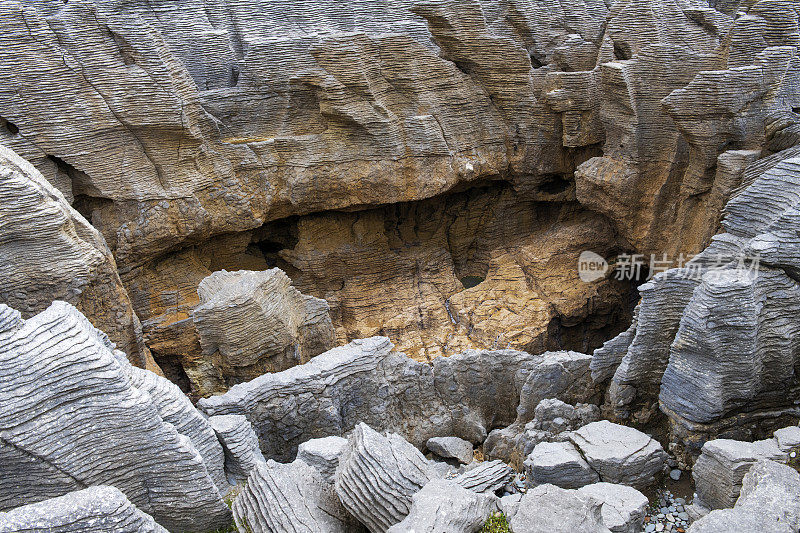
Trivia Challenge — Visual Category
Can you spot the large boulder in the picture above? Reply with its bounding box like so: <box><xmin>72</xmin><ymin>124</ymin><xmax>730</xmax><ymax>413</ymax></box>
<box><xmin>427</xmin><ymin>436</ymin><xmax>474</xmax><ymax>465</ymax></box>
<box><xmin>510</xmin><ymin>484</ymin><xmax>611</xmax><ymax>533</ymax></box>
<box><xmin>577</xmin><ymin>483</ymin><xmax>648</xmax><ymax>533</ymax></box>
<box><xmin>334</xmin><ymin>423</ymin><xmax>433</xmax><ymax>532</ymax></box>
<box><xmin>689</xmin><ymin>460</ymin><xmax>800</xmax><ymax>533</ymax></box>
<box><xmin>0</xmin><ymin>302</ymin><xmax>231</xmax><ymax>532</ymax></box>
<box><xmin>0</xmin><ymin>486</ymin><xmax>166</xmax><ymax>533</ymax></box>
<box><xmin>693</xmin><ymin>436</ymin><xmax>785</xmax><ymax>509</ymax></box>
<box><xmin>568</xmin><ymin>421</ymin><xmax>667</xmax><ymax>488</ymax></box>
<box><xmin>233</xmin><ymin>459</ymin><xmax>353</xmax><ymax>533</ymax></box>
<box><xmin>193</xmin><ymin>268</ymin><xmax>336</xmax><ymax>390</ymax></box>
<box><xmin>386</xmin><ymin>479</ymin><xmax>498</xmax><ymax>533</ymax></box>
<box><xmin>525</xmin><ymin>441</ymin><xmax>600</xmax><ymax>489</ymax></box>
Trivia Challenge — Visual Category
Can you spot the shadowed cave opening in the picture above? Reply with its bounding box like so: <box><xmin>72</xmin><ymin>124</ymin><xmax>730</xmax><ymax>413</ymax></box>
<box><xmin>1</xmin><ymin>117</ymin><xmax>19</xmax><ymax>135</ymax></box>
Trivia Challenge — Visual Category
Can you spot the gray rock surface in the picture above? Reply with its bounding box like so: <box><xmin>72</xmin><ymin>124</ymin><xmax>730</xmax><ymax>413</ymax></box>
<box><xmin>568</xmin><ymin>421</ymin><xmax>667</xmax><ymax>488</ymax></box>
<box><xmin>208</xmin><ymin>414</ymin><xmax>266</xmax><ymax>483</ymax></box>
<box><xmin>578</xmin><ymin>483</ymin><xmax>648</xmax><ymax>533</ymax></box>
<box><xmin>0</xmin><ymin>486</ymin><xmax>167</xmax><ymax>533</ymax></box>
<box><xmin>193</xmin><ymin>268</ymin><xmax>336</xmax><ymax>384</ymax></box>
<box><xmin>335</xmin><ymin>423</ymin><xmax>432</xmax><ymax>532</ymax></box>
<box><xmin>0</xmin><ymin>301</ymin><xmax>231</xmax><ymax>532</ymax></box>
<box><xmin>233</xmin><ymin>459</ymin><xmax>352</xmax><ymax>533</ymax></box>
<box><xmin>510</xmin><ymin>484</ymin><xmax>611</xmax><ymax>533</ymax></box>
<box><xmin>199</xmin><ymin>338</ymin><xmax>594</xmax><ymax>461</ymax></box>
<box><xmin>689</xmin><ymin>460</ymin><xmax>800</xmax><ymax>533</ymax></box>
<box><xmin>0</xmin><ymin>144</ymin><xmax>152</xmax><ymax>368</ymax></box>
<box><xmin>453</xmin><ymin>460</ymin><xmax>514</xmax><ymax>494</ymax></box>
<box><xmin>296</xmin><ymin>436</ymin><xmax>348</xmax><ymax>483</ymax></box>
<box><xmin>525</xmin><ymin>441</ymin><xmax>600</xmax><ymax>489</ymax></box>
<box><xmin>427</xmin><ymin>436</ymin><xmax>474</xmax><ymax>465</ymax></box>
<box><xmin>386</xmin><ymin>479</ymin><xmax>498</xmax><ymax>533</ymax></box>
<box><xmin>693</xmin><ymin>436</ymin><xmax>785</xmax><ymax>509</ymax></box>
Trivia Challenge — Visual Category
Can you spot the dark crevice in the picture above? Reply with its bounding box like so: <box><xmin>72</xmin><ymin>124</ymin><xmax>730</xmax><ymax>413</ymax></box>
<box><xmin>250</xmin><ymin>216</ymin><xmax>299</xmax><ymax>269</ymax></box>
<box><xmin>537</xmin><ymin>174</ymin><xmax>572</xmax><ymax>195</ymax></box>
<box><xmin>613</xmin><ymin>41</ymin><xmax>632</xmax><ymax>61</ymax></box>
<box><xmin>529</xmin><ymin>53</ymin><xmax>544</xmax><ymax>69</ymax></box>
<box><xmin>1</xmin><ymin>117</ymin><xmax>19</xmax><ymax>135</ymax></box>
<box><xmin>153</xmin><ymin>352</ymin><xmax>192</xmax><ymax>394</ymax></box>
<box><xmin>229</xmin><ymin>66</ymin><xmax>240</xmax><ymax>87</ymax></box>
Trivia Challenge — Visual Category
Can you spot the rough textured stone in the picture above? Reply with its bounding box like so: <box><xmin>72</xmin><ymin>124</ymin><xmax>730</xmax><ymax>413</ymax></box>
<box><xmin>525</xmin><ymin>441</ymin><xmax>600</xmax><ymax>489</ymax></box>
<box><xmin>689</xmin><ymin>460</ymin><xmax>800</xmax><ymax>533</ymax></box>
<box><xmin>453</xmin><ymin>460</ymin><xmax>514</xmax><ymax>494</ymax></box>
<box><xmin>427</xmin><ymin>436</ymin><xmax>474</xmax><ymax>465</ymax></box>
<box><xmin>386</xmin><ymin>479</ymin><xmax>498</xmax><ymax>533</ymax></box>
<box><xmin>0</xmin><ymin>301</ymin><xmax>231</xmax><ymax>532</ymax></box>
<box><xmin>335</xmin><ymin>423</ymin><xmax>432</xmax><ymax>532</ymax></box>
<box><xmin>578</xmin><ymin>483</ymin><xmax>648</xmax><ymax>533</ymax></box>
<box><xmin>208</xmin><ymin>414</ymin><xmax>266</xmax><ymax>483</ymax></box>
<box><xmin>693</xmin><ymin>436</ymin><xmax>785</xmax><ymax>510</ymax></box>
<box><xmin>296</xmin><ymin>436</ymin><xmax>348</xmax><ymax>483</ymax></box>
<box><xmin>199</xmin><ymin>338</ymin><xmax>595</xmax><ymax>461</ymax></box>
<box><xmin>510</xmin><ymin>484</ymin><xmax>611</xmax><ymax>533</ymax></box>
<box><xmin>0</xmin><ymin>486</ymin><xmax>167</xmax><ymax>533</ymax></box>
<box><xmin>192</xmin><ymin>268</ymin><xmax>336</xmax><ymax>393</ymax></box>
<box><xmin>0</xmin><ymin>144</ymin><xmax>154</xmax><ymax>370</ymax></box>
<box><xmin>233</xmin><ymin>459</ymin><xmax>352</xmax><ymax>533</ymax></box>
<box><xmin>568</xmin><ymin>421</ymin><xmax>667</xmax><ymax>488</ymax></box>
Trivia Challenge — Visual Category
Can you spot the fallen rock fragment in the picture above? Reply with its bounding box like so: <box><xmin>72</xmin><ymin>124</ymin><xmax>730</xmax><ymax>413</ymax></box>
<box><xmin>335</xmin><ymin>423</ymin><xmax>432</xmax><ymax>532</ymax></box>
<box><xmin>578</xmin><ymin>483</ymin><xmax>648</xmax><ymax>533</ymax></box>
<box><xmin>427</xmin><ymin>436</ymin><xmax>474</xmax><ymax>464</ymax></box>
<box><xmin>525</xmin><ymin>441</ymin><xmax>600</xmax><ymax>489</ymax></box>
<box><xmin>387</xmin><ymin>479</ymin><xmax>498</xmax><ymax>533</ymax></box>
<box><xmin>296</xmin><ymin>436</ymin><xmax>348</xmax><ymax>483</ymax></box>
<box><xmin>510</xmin><ymin>484</ymin><xmax>611</xmax><ymax>533</ymax></box>
<box><xmin>453</xmin><ymin>460</ymin><xmax>514</xmax><ymax>494</ymax></box>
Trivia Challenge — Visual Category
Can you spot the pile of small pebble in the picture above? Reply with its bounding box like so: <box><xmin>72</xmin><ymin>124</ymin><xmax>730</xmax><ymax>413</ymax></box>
<box><xmin>644</xmin><ymin>490</ymin><xmax>690</xmax><ymax>532</ymax></box>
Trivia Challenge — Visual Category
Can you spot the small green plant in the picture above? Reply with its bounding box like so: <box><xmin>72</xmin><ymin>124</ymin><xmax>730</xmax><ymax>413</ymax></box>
<box><xmin>481</xmin><ymin>511</ymin><xmax>512</xmax><ymax>533</ymax></box>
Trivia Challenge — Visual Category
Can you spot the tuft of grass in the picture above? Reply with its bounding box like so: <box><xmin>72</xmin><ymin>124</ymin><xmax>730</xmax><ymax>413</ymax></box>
<box><xmin>481</xmin><ymin>511</ymin><xmax>512</xmax><ymax>533</ymax></box>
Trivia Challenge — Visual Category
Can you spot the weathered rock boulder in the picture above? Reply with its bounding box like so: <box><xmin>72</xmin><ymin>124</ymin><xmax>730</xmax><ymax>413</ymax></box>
<box><xmin>525</xmin><ymin>441</ymin><xmax>600</xmax><ymax>489</ymax></box>
<box><xmin>199</xmin><ymin>338</ymin><xmax>596</xmax><ymax>461</ymax></box>
<box><xmin>233</xmin><ymin>459</ymin><xmax>353</xmax><ymax>533</ymax></box>
<box><xmin>296</xmin><ymin>436</ymin><xmax>348</xmax><ymax>483</ymax></box>
<box><xmin>334</xmin><ymin>423</ymin><xmax>433</xmax><ymax>532</ymax></box>
<box><xmin>0</xmin><ymin>486</ymin><xmax>167</xmax><ymax>533</ymax></box>
<box><xmin>0</xmin><ymin>144</ymin><xmax>154</xmax><ymax>370</ymax></box>
<box><xmin>689</xmin><ymin>460</ymin><xmax>800</xmax><ymax>533</ymax></box>
<box><xmin>453</xmin><ymin>460</ymin><xmax>514</xmax><ymax>494</ymax></box>
<box><xmin>693</xmin><ymin>435</ymin><xmax>785</xmax><ymax>509</ymax></box>
<box><xmin>577</xmin><ymin>483</ymin><xmax>648</xmax><ymax>533</ymax></box>
<box><xmin>510</xmin><ymin>484</ymin><xmax>611</xmax><ymax>533</ymax></box>
<box><xmin>568</xmin><ymin>421</ymin><xmax>667</xmax><ymax>488</ymax></box>
<box><xmin>427</xmin><ymin>436</ymin><xmax>474</xmax><ymax>465</ymax></box>
<box><xmin>208</xmin><ymin>414</ymin><xmax>266</xmax><ymax>483</ymax></box>
<box><xmin>0</xmin><ymin>301</ymin><xmax>231</xmax><ymax>532</ymax></box>
<box><xmin>386</xmin><ymin>479</ymin><xmax>498</xmax><ymax>533</ymax></box>
<box><xmin>192</xmin><ymin>268</ymin><xmax>336</xmax><ymax>392</ymax></box>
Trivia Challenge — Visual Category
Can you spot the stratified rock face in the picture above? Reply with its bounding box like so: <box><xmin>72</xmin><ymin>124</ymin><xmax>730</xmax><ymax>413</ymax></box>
<box><xmin>386</xmin><ymin>479</ymin><xmax>498</xmax><ymax>533</ymax></box>
<box><xmin>191</xmin><ymin>268</ymin><xmax>336</xmax><ymax>393</ymax></box>
<box><xmin>233</xmin><ymin>459</ymin><xmax>351</xmax><ymax>533</ymax></box>
<box><xmin>0</xmin><ymin>144</ymin><xmax>153</xmax><ymax>370</ymax></box>
<box><xmin>296</xmin><ymin>436</ymin><xmax>348</xmax><ymax>483</ymax></box>
<box><xmin>209</xmin><ymin>414</ymin><xmax>267</xmax><ymax>483</ymax></box>
<box><xmin>199</xmin><ymin>337</ymin><xmax>597</xmax><ymax>461</ymax></box>
<box><xmin>525</xmin><ymin>441</ymin><xmax>600</xmax><ymax>489</ymax></box>
<box><xmin>6</xmin><ymin>0</ymin><xmax>792</xmax><ymax>385</ymax></box>
<box><xmin>689</xmin><ymin>460</ymin><xmax>800</xmax><ymax>533</ymax></box>
<box><xmin>0</xmin><ymin>486</ymin><xmax>167</xmax><ymax>533</ymax></box>
<box><xmin>335</xmin><ymin>423</ymin><xmax>432</xmax><ymax>533</ymax></box>
<box><xmin>510</xmin><ymin>484</ymin><xmax>611</xmax><ymax>533</ymax></box>
<box><xmin>0</xmin><ymin>301</ymin><xmax>231</xmax><ymax>532</ymax></box>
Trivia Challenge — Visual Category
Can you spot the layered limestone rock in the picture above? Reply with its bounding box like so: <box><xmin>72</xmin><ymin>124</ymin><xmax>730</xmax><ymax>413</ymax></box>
<box><xmin>0</xmin><ymin>144</ymin><xmax>154</xmax><ymax>370</ymax></box>
<box><xmin>198</xmin><ymin>337</ymin><xmax>597</xmax><ymax>461</ymax></box>
<box><xmin>452</xmin><ymin>460</ymin><xmax>514</xmax><ymax>494</ymax></box>
<box><xmin>232</xmin><ymin>459</ymin><xmax>353</xmax><ymax>533</ymax></box>
<box><xmin>510</xmin><ymin>484</ymin><xmax>611</xmax><ymax>533</ymax></box>
<box><xmin>386</xmin><ymin>479</ymin><xmax>498</xmax><ymax>533</ymax></box>
<box><xmin>0</xmin><ymin>301</ymin><xmax>231</xmax><ymax>532</ymax></box>
<box><xmin>209</xmin><ymin>415</ymin><xmax>267</xmax><ymax>483</ymax></box>
<box><xmin>335</xmin><ymin>423</ymin><xmax>433</xmax><ymax>532</ymax></box>
<box><xmin>191</xmin><ymin>268</ymin><xmax>336</xmax><ymax>393</ymax></box>
<box><xmin>0</xmin><ymin>486</ymin><xmax>167</xmax><ymax>533</ymax></box>
<box><xmin>3</xmin><ymin>0</ymin><xmax>779</xmax><ymax>387</ymax></box>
